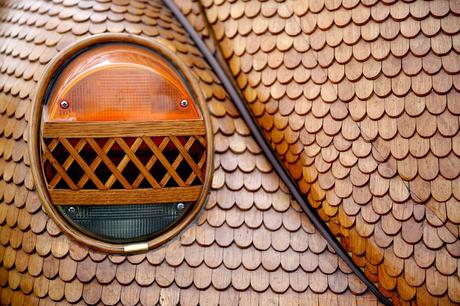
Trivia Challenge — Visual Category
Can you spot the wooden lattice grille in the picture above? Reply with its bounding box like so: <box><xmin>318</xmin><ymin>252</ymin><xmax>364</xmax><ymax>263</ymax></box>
<box><xmin>40</xmin><ymin>121</ymin><xmax>207</xmax><ymax>205</ymax></box>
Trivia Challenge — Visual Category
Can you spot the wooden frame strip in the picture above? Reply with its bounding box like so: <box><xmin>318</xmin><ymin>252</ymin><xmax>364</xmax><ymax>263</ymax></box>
<box><xmin>49</xmin><ymin>186</ymin><xmax>202</xmax><ymax>205</ymax></box>
<box><xmin>43</xmin><ymin>120</ymin><xmax>205</xmax><ymax>138</ymax></box>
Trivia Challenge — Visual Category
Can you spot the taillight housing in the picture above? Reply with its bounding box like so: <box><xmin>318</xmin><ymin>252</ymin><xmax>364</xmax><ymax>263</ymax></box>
<box><xmin>46</xmin><ymin>43</ymin><xmax>201</xmax><ymax>122</ymax></box>
<box><xmin>30</xmin><ymin>35</ymin><xmax>213</xmax><ymax>253</ymax></box>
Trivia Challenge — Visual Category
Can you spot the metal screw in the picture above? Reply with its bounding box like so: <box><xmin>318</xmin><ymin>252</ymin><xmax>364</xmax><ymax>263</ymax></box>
<box><xmin>177</xmin><ymin>203</ymin><xmax>185</xmax><ymax>210</ymax></box>
<box><xmin>60</xmin><ymin>100</ymin><xmax>69</xmax><ymax>109</ymax></box>
<box><xmin>180</xmin><ymin>99</ymin><xmax>188</xmax><ymax>108</ymax></box>
<box><xmin>68</xmin><ymin>206</ymin><xmax>76</xmax><ymax>214</ymax></box>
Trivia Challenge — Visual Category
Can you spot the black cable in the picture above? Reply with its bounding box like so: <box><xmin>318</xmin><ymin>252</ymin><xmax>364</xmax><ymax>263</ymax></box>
<box><xmin>163</xmin><ymin>1</ymin><xmax>392</xmax><ymax>304</ymax></box>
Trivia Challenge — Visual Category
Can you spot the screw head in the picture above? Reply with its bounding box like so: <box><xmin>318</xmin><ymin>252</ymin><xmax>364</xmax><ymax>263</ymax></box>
<box><xmin>177</xmin><ymin>203</ymin><xmax>185</xmax><ymax>210</ymax></box>
<box><xmin>60</xmin><ymin>100</ymin><xmax>69</xmax><ymax>109</ymax></box>
<box><xmin>180</xmin><ymin>99</ymin><xmax>188</xmax><ymax>108</ymax></box>
<box><xmin>68</xmin><ymin>206</ymin><xmax>76</xmax><ymax>214</ymax></box>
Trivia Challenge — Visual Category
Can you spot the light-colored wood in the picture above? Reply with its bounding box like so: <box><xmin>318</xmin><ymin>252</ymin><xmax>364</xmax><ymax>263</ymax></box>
<box><xmin>59</xmin><ymin>138</ymin><xmax>106</xmax><ymax>189</ymax></box>
<box><xmin>105</xmin><ymin>137</ymin><xmax>143</xmax><ymax>188</ymax></box>
<box><xmin>49</xmin><ymin>138</ymin><xmax>86</xmax><ymax>187</ymax></box>
<box><xmin>29</xmin><ymin>33</ymin><xmax>214</xmax><ymax>254</ymax></box>
<box><xmin>132</xmin><ymin>137</ymin><xmax>170</xmax><ymax>188</ymax></box>
<box><xmin>142</xmin><ymin>136</ymin><xmax>186</xmax><ymax>186</ymax></box>
<box><xmin>186</xmin><ymin>148</ymin><xmax>207</xmax><ymax>185</ymax></box>
<box><xmin>49</xmin><ymin>186</ymin><xmax>202</xmax><ymax>204</ymax></box>
<box><xmin>43</xmin><ymin>135</ymin><xmax>206</xmax><ymax>191</ymax></box>
<box><xmin>169</xmin><ymin>136</ymin><xmax>204</xmax><ymax>182</ymax></box>
<box><xmin>114</xmin><ymin>137</ymin><xmax>162</xmax><ymax>188</ymax></box>
<box><xmin>84</xmin><ymin>138</ymin><xmax>132</xmax><ymax>189</ymax></box>
<box><xmin>42</xmin><ymin>145</ymin><xmax>79</xmax><ymax>190</ymax></box>
<box><xmin>160</xmin><ymin>136</ymin><xmax>196</xmax><ymax>186</ymax></box>
<box><xmin>42</xmin><ymin>120</ymin><xmax>205</xmax><ymax>138</ymax></box>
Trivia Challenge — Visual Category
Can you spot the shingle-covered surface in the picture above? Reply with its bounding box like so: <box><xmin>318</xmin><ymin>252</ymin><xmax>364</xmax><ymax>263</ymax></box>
<box><xmin>0</xmin><ymin>0</ymin><xmax>380</xmax><ymax>305</ymax></box>
<box><xmin>201</xmin><ymin>0</ymin><xmax>460</xmax><ymax>304</ymax></box>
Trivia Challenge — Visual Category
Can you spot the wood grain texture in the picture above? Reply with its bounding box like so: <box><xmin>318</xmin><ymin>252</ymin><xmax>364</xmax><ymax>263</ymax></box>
<box><xmin>43</xmin><ymin>120</ymin><xmax>205</xmax><ymax>137</ymax></box>
<box><xmin>42</xmin><ymin>134</ymin><xmax>207</xmax><ymax>195</ymax></box>
<box><xmin>1</xmin><ymin>0</ymin><xmax>458</xmax><ymax>305</ymax></box>
<box><xmin>203</xmin><ymin>0</ymin><xmax>460</xmax><ymax>304</ymax></box>
<box><xmin>49</xmin><ymin>186</ymin><xmax>202</xmax><ymax>205</ymax></box>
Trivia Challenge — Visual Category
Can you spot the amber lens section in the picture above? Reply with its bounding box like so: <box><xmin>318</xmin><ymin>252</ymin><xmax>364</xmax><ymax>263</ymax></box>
<box><xmin>46</xmin><ymin>44</ymin><xmax>200</xmax><ymax>121</ymax></box>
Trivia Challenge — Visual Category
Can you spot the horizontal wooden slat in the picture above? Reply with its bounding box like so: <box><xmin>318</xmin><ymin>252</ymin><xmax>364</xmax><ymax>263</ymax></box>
<box><xmin>49</xmin><ymin>186</ymin><xmax>202</xmax><ymax>205</ymax></box>
<box><xmin>43</xmin><ymin>120</ymin><xmax>205</xmax><ymax>138</ymax></box>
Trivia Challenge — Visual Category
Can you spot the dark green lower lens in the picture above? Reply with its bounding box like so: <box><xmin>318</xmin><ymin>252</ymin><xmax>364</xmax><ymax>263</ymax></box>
<box><xmin>58</xmin><ymin>203</ymin><xmax>190</xmax><ymax>243</ymax></box>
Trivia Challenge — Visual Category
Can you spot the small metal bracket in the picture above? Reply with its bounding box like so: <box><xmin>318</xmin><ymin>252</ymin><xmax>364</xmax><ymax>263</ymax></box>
<box><xmin>124</xmin><ymin>242</ymin><xmax>149</xmax><ymax>253</ymax></box>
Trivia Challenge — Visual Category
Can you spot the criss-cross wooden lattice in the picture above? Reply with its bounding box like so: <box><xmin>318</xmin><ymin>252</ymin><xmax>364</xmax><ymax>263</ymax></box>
<box><xmin>41</xmin><ymin>120</ymin><xmax>207</xmax><ymax>205</ymax></box>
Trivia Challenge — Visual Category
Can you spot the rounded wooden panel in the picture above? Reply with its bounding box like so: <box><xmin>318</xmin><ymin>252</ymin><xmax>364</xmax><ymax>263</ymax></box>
<box><xmin>29</xmin><ymin>34</ymin><xmax>214</xmax><ymax>254</ymax></box>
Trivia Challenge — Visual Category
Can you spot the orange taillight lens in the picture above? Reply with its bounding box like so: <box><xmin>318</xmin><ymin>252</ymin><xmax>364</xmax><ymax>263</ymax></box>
<box><xmin>46</xmin><ymin>44</ymin><xmax>200</xmax><ymax>122</ymax></box>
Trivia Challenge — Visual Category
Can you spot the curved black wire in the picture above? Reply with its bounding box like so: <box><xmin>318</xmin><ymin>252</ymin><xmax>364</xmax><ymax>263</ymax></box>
<box><xmin>162</xmin><ymin>1</ymin><xmax>392</xmax><ymax>304</ymax></box>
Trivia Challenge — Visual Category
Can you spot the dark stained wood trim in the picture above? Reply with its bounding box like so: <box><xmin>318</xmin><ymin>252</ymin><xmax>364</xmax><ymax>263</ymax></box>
<box><xmin>43</xmin><ymin>120</ymin><xmax>205</xmax><ymax>137</ymax></box>
<box><xmin>49</xmin><ymin>186</ymin><xmax>202</xmax><ymax>205</ymax></box>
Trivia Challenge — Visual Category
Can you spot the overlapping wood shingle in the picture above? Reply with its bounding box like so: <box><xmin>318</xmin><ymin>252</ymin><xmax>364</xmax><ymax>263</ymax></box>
<box><xmin>0</xmin><ymin>0</ymin><xmax>382</xmax><ymax>305</ymax></box>
<box><xmin>201</xmin><ymin>0</ymin><xmax>460</xmax><ymax>304</ymax></box>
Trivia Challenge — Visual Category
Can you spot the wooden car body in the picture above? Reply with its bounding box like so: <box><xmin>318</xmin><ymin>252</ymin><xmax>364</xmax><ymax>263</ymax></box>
<box><xmin>0</xmin><ymin>0</ymin><xmax>458</xmax><ymax>305</ymax></box>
